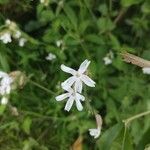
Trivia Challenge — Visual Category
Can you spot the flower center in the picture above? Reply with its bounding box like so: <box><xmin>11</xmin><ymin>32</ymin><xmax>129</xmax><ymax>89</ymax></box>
<box><xmin>76</xmin><ymin>72</ymin><xmax>81</xmax><ymax>78</ymax></box>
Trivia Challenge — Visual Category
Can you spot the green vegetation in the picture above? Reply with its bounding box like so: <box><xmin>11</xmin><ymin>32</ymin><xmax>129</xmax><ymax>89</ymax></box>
<box><xmin>0</xmin><ymin>0</ymin><xmax>150</xmax><ymax>149</ymax></box>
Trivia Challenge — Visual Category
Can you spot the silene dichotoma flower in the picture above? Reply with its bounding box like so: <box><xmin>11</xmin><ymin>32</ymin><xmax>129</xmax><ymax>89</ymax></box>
<box><xmin>103</xmin><ymin>51</ymin><xmax>114</xmax><ymax>65</ymax></box>
<box><xmin>1</xmin><ymin>96</ymin><xmax>8</xmax><ymax>105</ymax></box>
<box><xmin>19</xmin><ymin>38</ymin><xmax>27</xmax><ymax>47</ymax></box>
<box><xmin>142</xmin><ymin>67</ymin><xmax>150</xmax><ymax>75</ymax></box>
<box><xmin>46</xmin><ymin>53</ymin><xmax>56</xmax><ymax>61</ymax></box>
<box><xmin>0</xmin><ymin>71</ymin><xmax>13</xmax><ymax>105</ymax></box>
<box><xmin>0</xmin><ymin>32</ymin><xmax>12</xmax><ymax>44</ymax></box>
<box><xmin>89</xmin><ymin>114</ymin><xmax>102</xmax><ymax>139</ymax></box>
<box><xmin>61</xmin><ymin>59</ymin><xmax>96</xmax><ymax>93</ymax></box>
<box><xmin>56</xmin><ymin>87</ymin><xmax>85</xmax><ymax>112</ymax></box>
<box><xmin>0</xmin><ymin>71</ymin><xmax>13</xmax><ymax>95</ymax></box>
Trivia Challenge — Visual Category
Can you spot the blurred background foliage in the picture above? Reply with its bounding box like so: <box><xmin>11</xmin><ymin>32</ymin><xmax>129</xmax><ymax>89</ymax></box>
<box><xmin>0</xmin><ymin>0</ymin><xmax>150</xmax><ymax>149</ymax></box>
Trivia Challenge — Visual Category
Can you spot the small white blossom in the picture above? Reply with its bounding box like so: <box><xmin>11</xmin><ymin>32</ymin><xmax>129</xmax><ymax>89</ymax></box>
<box><xmin>46</xmin><ymin>53</ymin><xmax>56</xmax><ymax>61</ymax></box>
<box><xmin>56</xmin><ymin>40</ymin><xmax>63</xmax><ymax>47</ymax></box>
<box><xmin>142</xmin><ymin>67</ymin><xmax>150</xmax><ymax>75</ymax></box>
<box><xmin>14</xmin><ymin>30</ymin><xmax>21</xmax><ymax>39</ymax></box>
<box><xmin>55</xmin><ymin>87</ymin><xmax>85</xmax><ymax>111</ymax></box>
<box><xmin>89</xmin><ymin>127</ymin><xmax>101</xmax><ymax>139</ymax></box>
<box><xmin>0</xmin><ymin>71</ymin><xmax>13</xmax><ymax>95</ymax></box>
<box><xmin>103</xmin><ymin>56</ymin><xmax>112</xmax><ymax>65</ymax></box>
<box><xmin>1</xmin><ymin>97</ymin><xmax>8</xmax><ymax>105</ymax></box>
<box><xmin>61</xmin><ymin>59</ymin><xmax>96</xmax><ymax>93</ymax></box>
<box><xmin>0</xmin><ymin>32</ymin><xmax>12</xmax><ymax>44</ymax></box>
<box><xmin>5</xmin><ymin>19</ymin><xmax>11</xmax><ymax>25</ymax></box>
<box><xmin>11</xmin><ymin>106</ymin><xmax>19</xmax><ymax>116</ymax></box>
<box><xmin>89</xmin><ymin>114</ymin><xmax>102</xmax><ymax>139</ymax></box>
<box><xmin>40</xmin><ymin>0</ymin><xmax>48</xmax><ymax>5</ymax></box>
<box><xmin>103</xmin><ymin>51</ymin><xmax>114</xmax><ymax>65</ymax></box>
<box><xmin>19</xmin><ymin>38</ymin><xmax>27</xmax><ymax>47</ymax></box>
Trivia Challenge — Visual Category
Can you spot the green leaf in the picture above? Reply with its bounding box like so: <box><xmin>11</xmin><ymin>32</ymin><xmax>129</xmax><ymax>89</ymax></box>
<box><xmin>98</xmin><ymin>123</ymin><xmax>123</xmax><ymax>150</ymax></box>
<box><xmin>97</xmin><ymin>17</ymin><xmax>115</xmax><ymax>33</ymax></box>
<box><xmin>121</xmin><ymin>0</ymin><xmax>143</xmax><ymax>7</ymax></box>
<box><xmin>85</xmin><ymin>34</ymin><xmax>103</xmax><ymax>45</ymax></box>
<box><xmin>137</xmin><ymin>127</ymin><xmax>150</xmax><ymax>150</ymax></box>
<box><xmin>141</xmin><ymin>0</ymin><xmax>150</xmax><ymax>14</ymax></box>
<box><xmin>63</xmin><ymin>4</ymin><xmax>78</xmax><ymax>30</ymax></box>
<box><xmin>0</xmin><ymin>52</ymin><xmax>9</xmax><ymax>71</ymax></box>
<box><xmin>0</xmin><ymin>105</ymin><xmax>6</xmax><ymax>115</ymax></box>
<box><xmin>22</xmin><ymin>117</ymin><xmax>32</xmax><ymax>134</ymax></box>
<box><xmin>111</xmin><ymin>128</ymin><xmax>134</xmax><ymax>150</ymax></box>
<box><xmin>0</xmin><ymin>0</ymin><xmax>9</xmax><ymax>4</ymax></box>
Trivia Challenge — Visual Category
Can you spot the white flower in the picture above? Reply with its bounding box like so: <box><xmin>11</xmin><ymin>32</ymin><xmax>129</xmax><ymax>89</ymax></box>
<box><xmin>19</xmin><ymin>38</ymin><xmax>27</xmax><ymax>47</ymax></box>
<box><xmin>55</xmin><ymin>87</ymin><xmax>85</xmax><ymax>111</ymax></box>
<box><xmin>0</xmin><ymin>71</ymin><xmax>13</xmax><ymax>95</ymax></box>
<box><xmin>103</xmin><ymin>51</ymin><xmax>114</xmax><ymax>65</ymax></box>
<box><xmin>103</xmin><ymin>56</ymin><xmax>112</xmax><ymax>65</ymax></box>
<box><xmin>142</xmin><ymin>67</ymin><xmax>150</xmax><ymax>75</ymax></box>
<box><xmin>40</xmin><ymin>0</ymin><xmax>45</xmax><ymax>3</ymax></box>
<box><xmin>89</xmin><ymin>114</ymin><xmax>102</xmax><ymax>139</ymax></box>
<box><xmin>0</xmin><ymin>32</ymin><xmax>12</xmax><ymax>44</ymax></box>
<box><xmin>46</xmin><ymin>53</ymin><xmax>56</xmax><ymax>61</ymax></box>
<box><xmin>1</xmin><ymin>97</ymin><xmax>8</xmax><ymax>105</ymax></box>
<box><xmin>61</xmin><ymin>59</ymin><xmax>95</xmax><ymax>93</ymax></box>
<box><xmin>56</xmin><ymin>40</ymin><xmax>63</xmax><ymax>47</ymax></box>
<box><xmin>5</xmin><ymin>19</ymin><xmax>11</xmax><ymax>25</ymax></box>
<box><xmin>14</xmin><ymin>30</ymin><xmax>21</xmax><ymax>39</ymax></box>
<box><xmin>89</xmin><ymin>127</ymin><xmax>101</xmax><ymax>139</ymax></box>
<box><xmin>40</xmin><ymin>0</ymin><xmax>48</xmax><ymax>5</ymax></box>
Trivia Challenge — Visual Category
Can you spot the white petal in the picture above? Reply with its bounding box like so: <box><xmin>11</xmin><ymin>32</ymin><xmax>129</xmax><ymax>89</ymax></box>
<box><xmin>0</xmin><ymin>71</ymin><xmax>7</xmax><ymax>78</ymax></box>
<box><xmin>142</xmin><ymin>67</ymin><xmax>150</xmax><ymax>74</ymax></box>
<box><xmin>6</xmin><ymin>86</ymin><xmax>11</xmax><ymax>94</ymax></box>
<box><xmin>81</xmin><ymin>75</ymin><xmax>96</xmax><ymax>87</ymax></box>
<box><xmin>89</xmin><ymin>128</ymin><xmax>101</xmax><ymax>139</ymax></box>
<box><xmin>61</xmin><ymin>76</ymin><xmax>76</xmax><ymax>89</ymax></box>
<box><xmin>61</xmin><ymin>64</ymin><xmax>76</xmax><ymax>75</ymax></box>
<box><xmin>1</xmin><ymin>97</ymin><xmax>8</xmax><ymax>105</ymax></box>
<box><xmin>76</xmin><ymin>93</ymin><xmax>85</xmax><ymax>101</ymax></box>
<box><xmin>74</xmin><ymin>79</ymin><xmax>82</xmax><ymax>93</ymax></box>
<box><xmin>55</xmin><ymin>93</ymin><xmax>69</xmax><ymax>101</ymax></box>
<box><xmin>75</xmin><ymin>98</ymin><xmax>83</xmax><ymax>111</ymax></box>
<box><xmin>103</xmin><ymin>57</ymin><xmax>112</xmax><ymax>65</ymax></box>
<box><xmin>64</xmin><ymin>96</ymin><xmax>74</xmax><ymax>112</ymax></box>
<box><xmin>78</xmin><ymin>59</ymin><xmax>91</xmax><ymax>74</ymax></box>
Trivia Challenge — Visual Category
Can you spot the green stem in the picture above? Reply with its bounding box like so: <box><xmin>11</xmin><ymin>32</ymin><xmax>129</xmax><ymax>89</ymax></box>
<box><xmin>121</xmin><ymin>126</ymin><xmax>127</xmax><ymax>150</ymax></box>
<box><xmin>123</xmin><ymin>110</ymin><xmax>150</xmax><ymax>126</ymax></box>
<box><xmin>29</xmin><ymin>80</ymin><xmax>55</xmax><ymax>95</ymax></box>
<box><xmin>121</xmin><ymin>110</ymin><xmax>150</xmax><ymax>149</ymax></box>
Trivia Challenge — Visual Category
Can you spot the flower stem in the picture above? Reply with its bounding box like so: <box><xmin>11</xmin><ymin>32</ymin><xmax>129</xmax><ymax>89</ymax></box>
<box><xmin>29</xmin><ymin>80</ymin><xmax>55</xmax><ymax>95</ymax></box>
<box><xmin>121</xmin><ymin>126</ymin><xmax>127</xmax><ymax>150</ymax></box>
<box><xmin>123</xmin><ymin>110</ymin><xmax>150</xmax><ymax>126</ymax></box>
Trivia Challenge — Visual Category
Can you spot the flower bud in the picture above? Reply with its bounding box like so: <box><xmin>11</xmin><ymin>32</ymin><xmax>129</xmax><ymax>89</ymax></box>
<box><xmin>9</xmin><ymin>71</ymin><xmax>27</xmax><ymax>90</ymax></box>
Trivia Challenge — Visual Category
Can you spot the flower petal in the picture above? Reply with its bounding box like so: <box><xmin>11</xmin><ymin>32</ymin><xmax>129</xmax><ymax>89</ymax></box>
<box><xmin>76</xmin><ymin>93</ymin><xmax>85</xmax><ymax>101</ymax></box>
<box><xmin>81</xmin><ymin>75</ymin><xmax>96</xmax><ymax>87</ymax></box>
<box><xmin>64</xmin><ymin>96</ymin><xmax>74</xmax><ymax>112</ymax></box>
<box><xmin>142</xmin><ymin>67</ymin><xmax>150</xmax><ymax>74</ymax></box>
<box><xmin>78</xmin><ymin>59</ymin><xmax>90</xmax><ymax>74</ymax></box>
<box><xmin>55</xmin><ymin>93</ymin><xmax>69</xmax><ymax>101</ymax></box>
<box><xmin>89</xmin><ymin>128</ymin><xmax>101</xmax><ymax>139</ymax></box>
<box><xmin>61</xmin><ymin>76</ymin><xmax>76</xmax><ymax>89</ymax></box>
<box><xmin>0</xmin><ymin>71</ymin><xmax>7</xmax><ymax>78</ymax></box>
<box><xmin>75</xmin><ymin>98</ymin><xmax>83</xmax><ymax>111</ymax></box>
<box><xmin>74</xmin><ymin>79</ymin><xmax>82</xmax><ymax>93</ymax></box>
<box><xmin>61</xmin><ymin>64</ymin><xmax>76</xmax><ymax>75</ymax></box>
<box><xmin>1</xmin><ymin>97</ymin><xmax>8</xmax><ymax>105</ymax></box>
